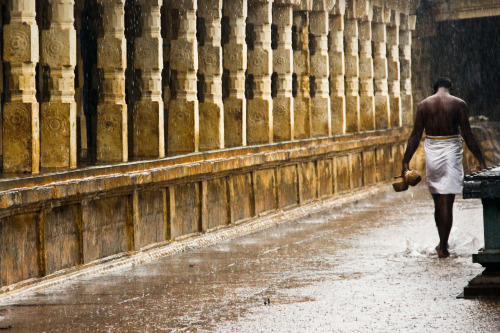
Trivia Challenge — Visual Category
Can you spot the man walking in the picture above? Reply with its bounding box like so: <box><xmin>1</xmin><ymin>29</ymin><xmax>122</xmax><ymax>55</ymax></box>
<box><xmin>402</xmin><ymin>77</ymin><xmax>486</xmax><ymax>258</ymax></box>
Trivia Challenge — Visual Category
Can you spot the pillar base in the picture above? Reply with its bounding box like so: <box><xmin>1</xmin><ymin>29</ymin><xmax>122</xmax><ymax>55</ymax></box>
<box><xmin>97</xmin><ymin>103</ymin><xmax>127</xmax><ymax>163</ymax></box>
<box><xmin>41</xmin><ymin>102</ymin><xmax>76</xmax><ymax>168</ymax></box>
<box><xmin>3</xmin><ymin>102</ymin><xmax>39</xmax><ymax>173</ymax></box>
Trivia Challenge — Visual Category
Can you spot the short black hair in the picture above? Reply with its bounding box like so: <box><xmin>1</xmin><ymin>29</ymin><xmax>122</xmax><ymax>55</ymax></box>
<box><xmin>433</xmin><ymin>77</ymin><xmax>453</xmax><ymax>92</ymax></box>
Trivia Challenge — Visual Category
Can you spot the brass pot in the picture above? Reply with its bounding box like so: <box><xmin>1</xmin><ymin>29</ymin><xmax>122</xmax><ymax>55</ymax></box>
<box><xmin>404</xmin><ymin>169</ymin><xmax>422</xmax><ymax>186</ymax></box>
<box><xmin>392</xmin><ymin>176</ymin><xmax>409</xmax><ymax>192</ymax></box>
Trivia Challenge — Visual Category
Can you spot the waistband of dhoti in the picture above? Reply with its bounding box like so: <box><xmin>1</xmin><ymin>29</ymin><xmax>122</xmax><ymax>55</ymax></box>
<box><xmin>425</xmin><ymin>135</ymin><xmax>461</xmax><ymax>140</ymax></box>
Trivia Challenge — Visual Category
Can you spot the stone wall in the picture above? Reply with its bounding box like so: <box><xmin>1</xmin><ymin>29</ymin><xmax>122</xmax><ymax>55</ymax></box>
<box><xmin>0</xmin><ymin>0</ymin><xmax>421</xmax><ymax>291</ymax></box>
<box><xmin>0</xmin><ymin>127</ymin><xmax>412</xmax><ymax>290</ymax></box>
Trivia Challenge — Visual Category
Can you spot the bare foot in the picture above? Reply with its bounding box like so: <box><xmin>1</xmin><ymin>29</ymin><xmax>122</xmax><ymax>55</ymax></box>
<box><xmin>435</xmin><ymin>245</ymin><xmax>450</xmax><ymax>258</ymax></box>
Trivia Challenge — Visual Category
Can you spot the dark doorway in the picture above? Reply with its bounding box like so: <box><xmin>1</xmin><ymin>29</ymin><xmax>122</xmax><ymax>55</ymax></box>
<box><xmin>431</xmin><ymin>17</ymin><xmax>500</xmax><ymax>121</ymax></box>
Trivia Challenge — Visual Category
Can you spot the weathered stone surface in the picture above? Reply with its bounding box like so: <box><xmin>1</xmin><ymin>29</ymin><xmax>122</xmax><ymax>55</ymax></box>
<box><xmin>82</xmin><ymin>196</ymin><xmax>131</xmax><ymax>263</ymax></box>
<box><xmin>97</xmin><ymin>103</ymin><xmax>127</xmax><ymax>162</ymax></box>
<box><xmin>387</xmin><ymin>17</ymin><xmax>401</xmax><ymax>128</ymax></box>
<box><xmin>133</xmin><ymin>0</ymin><xmax>165</xmax><ymax>158</ymax></box>
<box><xmin>363</xmin><ymin>150</ymin><xmax>376</xmax><ymax>185</ymax></box>
<box><xmin>277</xmin><ymin>165</ymin><xmax>298</xmax><ymax>208</ymax></box>
<box><xmin>299</xmin><ymin>161</ymin><xmax>317</xmax><ymax>203</ymax></box>
<box><xmin>344</xmin><ymin>18</ymin><xmax>360</xmax><ymax>133</ymax></box>
<box><xmin>335</xmin><ymin>155</ymin><xmax>351</xmax><ymax>193</ymax></box>
<box><xmin>3</xmin><ymin>102</ymin><xmax>39</xmax><ymax>173</ymax></box>
<box><xmin>247</xmin><ymin>0</ymin><xmax>273</xmax><ymax>144</ymax></box>
<box><xmin>329</xmin><ymin>14</ymin><xmax>346</xmax><ymax>135</ymax></box>
<box><xmin>222</xmin><ymin>0</ymin><xmax>247</xmax><ymax>147</ymax></box>
<box><xmin>400</xmin><ymin>14</ymin><xmax>413</xmax><ymax>126</ymax></box>
<box><xmin>202</xmin><ymin>177</ymin><xmax>229</xmax><ymax>230</ymax></box>
<box><xmin>273</xmin><ymin>4</ymin><xmax>294</xmax><ymax>142</ymax></box>
<box><xmin>3</xmin><ymin>3</ymin><xmax>39</xmax><ymax>173</ymax></box>
<box><xmin>199</xmin><ymin>0</ymin><xmax>224</xmax><ymax>151</ymax></box>
<box><xmin>293</xmin><ymin>11</ymin><xmax>312</xmax><ymax>139</ymax></box>
<box><xmin>97</xmin><ymin>0</ymin><xmax>128</xmax><ymax>163</ymax></box>
<box><xmin>133</xmin><ymin>100</ymin><xmax>164</xmax><ymax>158</ymax></box>
<box><xmin>310</xmin><ymin>10</ymin><xmax>331</xmax><ymax>137</ymax></box>
<box><xmin>318</xmin><ymin>158</ymin><xmax>333</xmax><ymax>197</ymax></box>
<box><xmin>170</xmin><ymin>183</ymin><xmax>200</xmax><ymax>239</ymax></box>
<box><xmin>358</xmin><ymin>19</ymin><xmax>375</xmax><ymax>131</ymax></box>
<box><xmin>230</xmin><ymin>173</ymin><xmax>254</xmax><ymax>223</ymax></box>
<box><xmin>133</xmin><ymin>189</ymin><xmax>166</xmax><ymax>250</ymax></box>
<box><xmin>350</xmin><ymin>152</ymin><xmax>363</xmax><ymax>188</ymax></box>
<box><xmin>168</xmin><ymin>2</ymin><xmax>199</xmax><ymax>154</ymax></box>
<box><xmin>43</xmin><ymin>204</ymin><xmax>81</xmax><ymax>274</ymax></box>
<box><xmin>254</xmin><ymin>169</ymin><xmax>276</xmax><ymax>214</ymax></box>
<box><xmin>0</xmin><ymin>213</ymin><xmax>40</xmax><ymax>287</ymax></box>
<box><xmin>41</xmin><ymin>102</ymin><xmax>76</xmax><ymax>168</ymax></box>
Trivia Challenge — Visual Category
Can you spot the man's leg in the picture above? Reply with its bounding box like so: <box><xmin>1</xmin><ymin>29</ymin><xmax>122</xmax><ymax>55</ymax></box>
<box><xmin>431</xmin><ymin>193</ymin><xmax>456</xmax><ymax>258</ymax></box>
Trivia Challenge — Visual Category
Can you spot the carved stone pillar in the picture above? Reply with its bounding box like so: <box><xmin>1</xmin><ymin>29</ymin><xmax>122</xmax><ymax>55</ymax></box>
<box><xmin>272</xmin><ymin>3</ymin><xmax>294</xmax><ymax>142</ymax></box>
<box><xmin>198</xmin><ymin>0</ymin><xmax>224</xmax><ymax>150</ymax></box>
<box><xmin>329</xmin><ymin>10</ymin><xmax>345</xmax><ymax>135</ymax></box>
<box><xmin>387</xmin><ymin>12</ymin><xmax>401</xmax><ymax>128</ymax></box>
<box><xmin>168</xmin><ymin>0</ymin><xmax>198</xmax><ymax>154</ymax></box>
<box><xmin>97</xmin><ymin>0</ymin><xmax>127</xmax><ymax>162</ymax></box>
<box><xmin>41</xmin><ymin>0</ymin><xmax>77</xmax><ymax>169</ymax></box>
<box><xmin>310</xmin><ymin>10</ymin><xmax>331</xmax><ymax>137</ymax></box>
<box><xmin>372</xmin><ymin>6</ymin><xmax>390</xmax><ymax>129</ymax></box>
<box><xmin>358</xmin><ymin>15</ymin><xmax>375</xmax><ymax>131</ymax></box>
<box><xmin>344</xmin><ymin>16</ymin><xmax>359</xmax><ymax>133</ymax></box>
<box><xmin>222</xmin><ymin>0</ymin><xmax>247</xmax><ymax>147</ymax></box>
<box><xmin>3</xmin><ymin>0</ymin><xmax>39</xmax><ymax>173</ymax></box>
<box><xmin>133</xmin><ymin>0</ymin><xmax>164</xmax><ymax>158</ymax></box>
<box><xmin>293</xmin><ymin>10</ymin><xmax>311</xmax><ymax>139</ymax></box>
<box><xmin>400</xmin><ymin>14</ymin><xmax>415</xmax><ymax>126</ymax></box>
<box><xmin>247</xmin><ymin>0</ymin><xmax>273</xmax><ymax>145</ymax></box>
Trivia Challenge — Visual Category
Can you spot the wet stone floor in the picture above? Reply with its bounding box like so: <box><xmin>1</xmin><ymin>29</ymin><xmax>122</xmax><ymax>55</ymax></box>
<box><xmin>1</xmin><ymin>185</ymin><xmax>500</xmax><ymax>332</ymax></box>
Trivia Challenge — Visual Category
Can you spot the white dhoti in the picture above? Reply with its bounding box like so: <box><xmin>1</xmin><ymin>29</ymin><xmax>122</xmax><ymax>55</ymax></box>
<box><xmin>424</xmin><ymin>135</ymin><xmax>464</xmax><ymax>194</ymax></box>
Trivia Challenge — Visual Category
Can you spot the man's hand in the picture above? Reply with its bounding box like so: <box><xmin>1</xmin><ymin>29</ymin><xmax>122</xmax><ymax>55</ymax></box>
<box><xmin>402</xmin><ymin>162</ymin><xmax>410</xmax><ymax>176</ymax></box>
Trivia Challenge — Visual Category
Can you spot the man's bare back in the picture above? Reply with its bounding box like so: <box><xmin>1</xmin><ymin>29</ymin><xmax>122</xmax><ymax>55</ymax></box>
<box><xmin>418</xmin><ymin>92</ymin><xmax>465</xmax><ymax>137</ymax></box>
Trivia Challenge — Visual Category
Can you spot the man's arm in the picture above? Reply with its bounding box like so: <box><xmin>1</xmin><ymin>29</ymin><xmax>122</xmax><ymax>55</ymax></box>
<box><xmin>401</xmin><ymin>104</ymin><xmax>425</xmax><ymax>174</ymax></box>
<box><xmin>459</xmin><ymin>104</ymin><xmax>487</xmax><ymax>170</ymax></box>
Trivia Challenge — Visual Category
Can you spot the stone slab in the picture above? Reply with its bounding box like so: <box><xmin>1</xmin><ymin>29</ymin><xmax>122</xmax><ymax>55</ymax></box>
<box><xmin>171</xmin><ymin>183</ymin><xmax>200</xmax><ymax>239</ymax></box>
<box><xmin>203</xmin><ymin>178</ymin><xmax>229</xmax><ymax>230</ymax></box>
<box><xmin>134</xmin><ymin>189</ymin><xmax>166</xmax><ymax>250</ymax></box>
<box><xmin>230</xmin><ymin>173</ymin><xmax>254</xmax><ymax>223</ymax></box>
<box><xmin>0</xmin><ymin>213</ymin><xmax>40</xmax><ymax>287</ymax></box>
<box><xmin>43</xmin><ymin>205</ymin><xmax>81</xmax><ymax>275</ymax></box>
<box><xmin>254</xmin><ymin>169</ymin><xmax>276</xmax><ymax>215</ymax></box>
<box><xmin>82</xmin><ymin>196</ymin><xmax>131</xmax><ymax>263</ymax></box>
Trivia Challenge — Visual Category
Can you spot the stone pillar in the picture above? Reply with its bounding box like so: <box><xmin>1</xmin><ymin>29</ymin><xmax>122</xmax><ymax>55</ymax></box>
<box><xmin>310</xmin><ymin>10</ymin><xmax>331</xmax><ymax>137</ymax></box>
<box><xmin>133</xmin><ymin>0</ymin><xmax>165</xmax><ymax>158</ymax></box>
<box><xmin>372</xmin><ymin>6</ymin><xmax>390</xmax><ymax>129</ymax></box>
<box><xmin>198</xmin><ymin>0</ymin><xmax>224</xmax><ymax>150</ymax></box>
<box><xmin>400</xmin><ymin>14</ymin><xmax>415</xmax><ymax>126</ymax></box>
<box><xmin>168</xmin><ymin>0</ymin><xmax>199</xmax><ymax>154</ymax></box>
<box><xmin>344</xmin><ymin>16</ymin><xmax>359</xmax><ymax>133</ymax></box>
<box><xmin>3</xmin><ymin>0</ymin><xmax>40</xmax><ymax>173</ymax></box>
<box><xmin>97</xmin><ymin>0</ymin><xmax>127</xmax><ymax>162</ymax></box>
<box><xmin>387</xmin><ymin>11</ymin><xmax>401</xmax><ymax>128</ymax></box>
<box><xmin>358</xmin><ymin>15</ymin><xmax>375</xmax><ymax>131</ymax></box>
<box><xmin>272</xmin><ymin>3</ymin><xmax>294</xmax><ymax>142</ymax></box>
<box><xmin>40</xmin><ymin>0</ymin><xmax>77</xmax><ymax>169</ymax></box>
<box><xmin>293</xmin><ymin>11</ymin><xmax>311</xmax><ymax>139</ymax></box>
<box><xmin>222</xmin><ymin>0</ymin><xmax>247</xmax><ymax>147</ymax></box>
<box><xmin>247</xmin><ymin>0</ymin><xmax>273</xmax><ymax>145</ymax></box>
<box><xmin>329</xmin><ymin>12</ymin><xmax>345</xmax><ymax>135</ymax></box>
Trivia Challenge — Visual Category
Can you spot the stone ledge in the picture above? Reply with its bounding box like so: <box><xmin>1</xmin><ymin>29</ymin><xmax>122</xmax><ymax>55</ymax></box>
<box><xmin>0</xmin><ymin>127</ymin><xmax>409</xmax><ymax>213</ymax></box>
<box><xmin>0</xmin><ymin>181</ymin><xmax>390</xmax><ymax>301</ymax></box>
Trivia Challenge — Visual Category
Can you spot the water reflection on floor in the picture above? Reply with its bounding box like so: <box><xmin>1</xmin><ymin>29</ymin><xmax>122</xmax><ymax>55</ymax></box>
<box><xmin>1</xmin><ymin>185</ymin><xmax>500</xmax><ymax>332</ymax></box>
